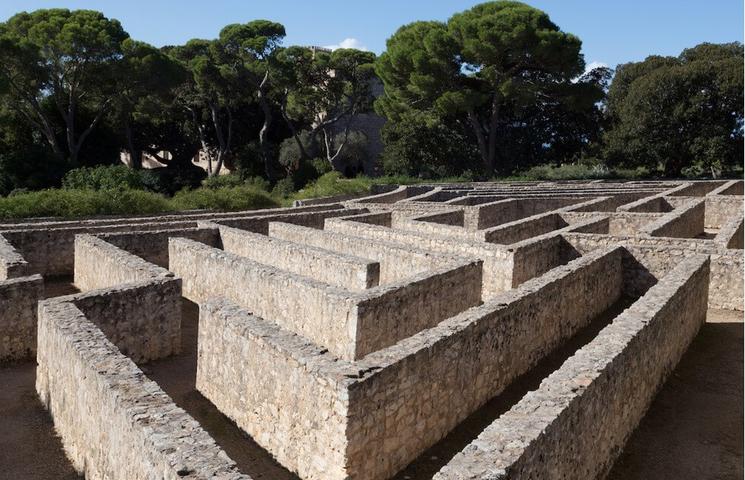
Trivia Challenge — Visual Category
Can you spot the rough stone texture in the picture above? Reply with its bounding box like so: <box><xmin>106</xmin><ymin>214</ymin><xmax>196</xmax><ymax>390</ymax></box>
<box><xmin>74</xmin><ymin>234</ymin><xmax>174</xmax><ymax>291</ymax></box>
<box><xmin>196</xmin><ymin>247</ymin><xmax>624</xmax><ymax>480</ymax></box>
<box><xmin>0</xmin><ymin>204</ymin><xmax>350</xmax><ymax>275</ymax></box>
<box><xmin>170</xmin><ymin>237</ymin><xmax>482</xmax><ymax>360</ymax></box>
<box><xmin>268</xmin><ymin>221</ymin><xmax>453</xmax><ymax>284</ymax></box>
<box><xmin>643</xmin><ymin>198</ymin><xmax>705</xmax><ymax>238</ymax></box>
<box><xmin>0</xmin><ymin>274</ymin><xmax>43</xmax><ymax>362</ymax></box>
<box><xmin>215</xmin><ymin>223</ymin><xmax>380</xmax><ymax>290</ymax></box>
<box><xmin>435</xmin><ymin>255</ymin><xmax>709</xmax><ymax>480</ymax></box>
<box><xmin>0</xmin><ymin>180</ymin><xmax>740</xmax><ymax>480</ymax></box>
<box><xmin>0</xmin><ymin>233</ymin><xmax>29</xmax><ymax>280</ymax></box>
<box><xmin>98</xmin><ymin>227</ymin><xmax>221</xmax><ymax>268</ymax></box>
<box><xmin>35</xmin><ymin>298</ymin><xmax>249</xmax><ymax>480</ymax></box>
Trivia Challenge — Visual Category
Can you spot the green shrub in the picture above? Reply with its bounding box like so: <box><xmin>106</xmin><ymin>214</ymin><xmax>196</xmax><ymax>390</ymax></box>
<box><xmin>170</xmin><ymin>185</ymin><xmax>280</xmax><ymax>211</ymax></box>
<box><xmin>291</xmin><ymin>172</ymin><xmax>372</xmax><ymax>201</ymax></box>
<box><xmin>139</xmin><ymin>166</ymin><xmax>207</xmax><ymax>195</ymax></box>
<box><xmin>515</xmin><ymin>163</ymin><xmax>650</xmax><ymax>181</ymax></box>
<box><xmin>0</xmin><ymin>188</ymin><xmax>170</xmax><ymax>218</ymax></box>
<box><xmin>202</xmin><ymin>174</ymin><xmax>245</xmax><ymax>189</ymax></box>
<box><xmin>271</xmin><ymin>177</ymin><xmax>296</xmax><ymax>198</ymax></box>
<box><xmin>62</xmin><ymin>165</ymin><xmax>144</xmax><ymax>191</ymax></box>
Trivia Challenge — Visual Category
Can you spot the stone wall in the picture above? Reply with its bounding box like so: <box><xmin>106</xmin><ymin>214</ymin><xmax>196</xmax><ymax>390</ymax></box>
<box><xmin>216</xmin><ymin>223</ymin><xmax>380</xmax><ymax>290</ymax></box>
<box><xmin>74</xmin><ymin>234</ymin><xmax>174</xmax><ymax>292</ymax></box>
<box><xmin>562</xmin><ymin>232</ymin><xmax>743</xmax><ymax>310</ymax></box>
<box><xmin>98</xmin><ymin>227</ymin><xmax>221</xmax><ymax>268</ymax></box>
<box><xmin>482</xmin><ymin>213</ymin><xmax>567</xmax><ymax>244</ymax></box>
<box><xmin>643</xmin><ymin>198</ymin><xmax>705</xmax><ymax>238</ymax></box>
<box><xmin>435</xmin><ymin>255</ymin><xmax>709</xmax><ymax>480</ymax></box>
<box><xmin>70</xmin><ymin>279</ymin><xmax>182</xmax><ymax>362</ymax></box>
<box><xmin>0</xmin><ymin>274</ymin><xmax>44</xmax><ymax>362</ymax></box>
<box><xmin>268</xmin><ymin>222</ymin><xmax>453</xmax><ymax>284</ymax></box>
<box><xmin>705</xmin><ymin>195</ymin><xmax>744</xmax><ymax>229</ymax></box>
<box><xmin>35</xmin><ymin>298</ymin><xmax>248</xmax><ymax>480</ymax></box>
<box><xmin>169</xmin><ymin>237</ymin><xmax>482</xmax><ymax>360</ymax></box>
<box><xmin>196</xmin><ymin>247</ymin><xmax>624</xmax><ymax>480</ymax></box>
<box><xmin>0</xmin><ymin>233</ymin><xmax>29</xmax><ymax>280</ymax></box>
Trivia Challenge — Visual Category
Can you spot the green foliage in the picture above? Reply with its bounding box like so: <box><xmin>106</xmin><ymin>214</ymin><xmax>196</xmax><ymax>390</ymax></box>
<box><xmin>604</xmin><ymin>42</ymin><xmax>744</xmax><ymax>177</ymax></box>
<box><xmin>170</xmin><ymin>185</ymin><xmax>280</xmax><ymax>211</ymax></box>
<box><xmin>381</xmin><ymin>113</ymin><xmax>479</xmax><ymax>178</ymax></box>
<box><xmin>0</xmin><ymin>9</ymin><xmax>131</xmax><ymax>164</ymax></box>
<box><xmin>139</xmin><ymin>167</ymin><xmax>206</xmax><ymax>195</ymax></box>
<box><xmin>375</xmin><ymin>1</ymin><xmax>599</xmax><ymax>173</ymax></box>
<box><xmin>271</xmin><ymin>177</ymin><xmax>296</xmax><ymax>198</ymax></box>
<box><xmin>62</xmin><ymin>165</ymin><xmax>144</xmax><ymax>191</ymax></box>
<box><xmin>201</xmin><ymin>174</ymin><xmax>245</xmax><ymax>189</ymax></box>
<box><xmin>512</xmin><ymin>163</ymin><xmax>649</xmax><ymax>181</ymax></box>
<box><xmin>0</xmin><ymin>188</ymin><xmax>170</xmax><ymax>218</ymax></box>
<box><xmin>291</xmin><ymin>172</ymin><xmax>372</xmax><ymax>200</ymax></box>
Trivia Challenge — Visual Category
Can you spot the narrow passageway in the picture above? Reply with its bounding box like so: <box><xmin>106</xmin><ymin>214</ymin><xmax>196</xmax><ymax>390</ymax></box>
<box><xmin>393</xmin><ymin>296</ymin><xmax>639</xmax><ymax>479</ymax></box>
<box><xmin>0</xmin><ymin>276</ymin><xmax>81</xmax><ymax>480</ymax></box>
<box><xmin>142</xmin><ymin>298</ymin><xmax>300</xmax><ymax>480</ymax></box>
<box><xmin>606</xmin><ymin>309</ymin><xmax>744</xmax><ymax>480</ymax></box>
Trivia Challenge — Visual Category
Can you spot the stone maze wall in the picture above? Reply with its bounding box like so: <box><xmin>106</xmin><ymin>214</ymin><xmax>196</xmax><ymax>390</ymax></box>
<box><xmin>0</xmin><ymin>179</ymin><xmax>741</xmax><ymax>479</ymax></box>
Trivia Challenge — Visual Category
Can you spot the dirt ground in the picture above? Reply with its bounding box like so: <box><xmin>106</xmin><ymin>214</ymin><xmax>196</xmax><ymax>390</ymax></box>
<box><xmin>0</xmin><ymin>277</ymin><xmax>81</xmax><ymax>480</ymax></box>
<box><xmin>606</xmin><ymin>309</ymin><xmax>744</xmax><ymax>480</ymax></box>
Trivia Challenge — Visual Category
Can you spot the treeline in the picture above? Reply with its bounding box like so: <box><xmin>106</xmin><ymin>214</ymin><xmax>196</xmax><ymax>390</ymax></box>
<box><xmin>0</xmin><ymin>2</ymin><xmax>742</xmax><ymax>198</ymax></box>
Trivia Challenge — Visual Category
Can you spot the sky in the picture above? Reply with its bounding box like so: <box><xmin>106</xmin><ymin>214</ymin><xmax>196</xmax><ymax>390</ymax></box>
<box><xmin>1</xmin><ymin>0</ymin><xmax>742</xmax><ymax>70</ymax></box>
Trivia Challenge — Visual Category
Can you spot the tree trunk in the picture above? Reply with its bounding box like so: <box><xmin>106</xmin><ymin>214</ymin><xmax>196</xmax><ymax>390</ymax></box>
<box><xmin>257</xmin><ymin>85</ymin><xmax>274</xmax><ymax>179</ymax></box>
<box><xmin>467</xmin><ymin>109</ymin><xmax>491</xmax><ymax>171</ymax></box>
<box><xmin>124</xmin><ymin>120</ymin><xmax>142</xmax><ymax>169</ymax></box>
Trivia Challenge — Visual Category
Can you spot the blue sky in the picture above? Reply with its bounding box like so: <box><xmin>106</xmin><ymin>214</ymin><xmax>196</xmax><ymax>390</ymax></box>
<box><xmin>1</xmin><ymin>1</ymin><xmax>742</xmax><ymax>69</ymax></box>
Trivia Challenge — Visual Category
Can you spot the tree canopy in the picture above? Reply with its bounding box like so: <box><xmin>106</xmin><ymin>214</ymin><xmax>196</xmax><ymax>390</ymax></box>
<box><xmin>375</xmin><ymin>1</ymin><xmax>604</xmax><ymax>174</ymax></box>
<box><xmin>604</xmin><ymin>42</ymin><xmax>743</xmax><ymax>176</ymax></box>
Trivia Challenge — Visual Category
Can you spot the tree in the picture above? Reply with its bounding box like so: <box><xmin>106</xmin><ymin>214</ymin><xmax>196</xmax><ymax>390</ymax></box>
<box><xmin>375</xmin><ymin>1</ymin><xmax>590</xmax><ymax>173</ymax></box>
<box><xmin>168</xmin><ymin>39</ymin><xmax>239</xmax><ymax>176</ymax></box>
<box><xmin>218</xmin><ymin>21</ymin><xmax>286</xmax><ymax>177</ymax></box>
<box><xmin>0</xmin><ymin>9</ymin><xmax>129</xmax><ymax>166</ymax></box>
<box><xmin>276</xmin><ymin>47</ymin><xmax>376</xmax><ymax>171</ymax></box>
<box><xmin>115</xmin><ymin>40</ymin><xmax>186</xmax><ymax>169</ymax></box>
<box><xmin>604</xmin><ymin>42</ymin><xmax>744</xmax><ymax>177</ymax></box>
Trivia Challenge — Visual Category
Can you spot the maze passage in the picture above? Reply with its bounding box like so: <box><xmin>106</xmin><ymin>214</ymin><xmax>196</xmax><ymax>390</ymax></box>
<box><xmin>0</xmin><ymin>179</ymin><xmax>742</xmax><ymax>480</ymax></box>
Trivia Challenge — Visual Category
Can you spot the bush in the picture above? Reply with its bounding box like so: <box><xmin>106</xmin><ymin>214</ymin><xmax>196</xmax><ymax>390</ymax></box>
<box><xmin>514</xmin><ymin>163</ymin><xmax>649</xmax><ymax>181</ymax></box>
<box><xmin>62</xmin><ymin>165</ymin><xmax>144</xmax><ymax>191</ymax></box>
<box><xmin>139</xmin><ymin>166</ymin><xmax>206</xmax><ymax>195</ymax></box>
<box><xmin>202</xmin><ymin>174</ymin><xmax>245</xmax><ymax>189</ymax></box>
<box><xmin>381</xmin><ymin>114</ymin><xmax>480</xmax><ymax>178</ymax></box>
<box><xmin>170</xmin><ymin>185</ymin><xmax>280</xmax><ymax>211</ymax></box>
<box><xmin>271</xmin><ymin>177</ymin><xmax>296</xmax><ymax>198</ymax></box>
<box><xmin>291</xmin><ymin>172</ymin><xmax>372</xmax><ymax>201</ymax></box>
<box><xmin>0</xmin><ymin>188</ymin><xmax>170</xmax><ymax>218</ymax></box>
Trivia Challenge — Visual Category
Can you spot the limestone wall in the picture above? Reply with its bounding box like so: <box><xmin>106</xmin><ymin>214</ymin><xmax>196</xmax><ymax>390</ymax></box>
<box><xmin>197</xmin><ymin>299</ymin><xmax>349</xmax><ymax>480</ymax></box>
<box><xmin>705</xmin><ymin>195</ymin><xmax>744</xmax><ymax>229</ymax></box>
<box><xmin>35</xmin><ymin>298</ymin><xmax>248</xmax><ymax>480</ymax></box>
<box><xmin>98</xmin><ymin>227</ymin><xmax>221</xmax><ymax>268</ymax></box>
<box><xmin>482</xmin><ymin>213</ymin><xmax>567</xmax><ymax>244</ymax></box>
<box><xmin>562</xmin><ymin>232</ymin><xmax>744</xmax><ymax>310</ymax></box>
<box><xmin>207</xmin><ymin>208</ymin><xmax>367</xmax><ymax>234</ymax></box>
<box><xmin>435</xmin><ymin>255</ymin><xmax>709</xmax><ymax>480</ymax></box>
<box><xmin>714</xmin><ymin>213</ymin><xmax>744</xmax><ymax>249</ymax></box>
<box><xmin>169</xmin><ymin>238</ymin><xmax>481</xmax><ymax>360</ymax></box>
<box><xmin>0</xmin><ymin>274</ymin><xmax>44</xmax><ymax>362</ymax></box>
<box><xmin>268</xmin><ymin>222</ymin><xmax>452</xmax><ymax>284</ymax></box>
<box><xmin>0</xmin><ymin>233</ymin><xmax>29</xmax><ymax>280</ymax></box>
<box><xmin>70</xmin><ymin>279</ymin><xmax>182</xmax><ymax>362</ymax></box>
<box><xmin>196</xmin><ymin>247</ymin><xmax>624</xmax><ymax>480</ymax></box>
<box><xmin>0</xmin><ymin>204</ymin><xmax>348</xmax><ymax>275</ymax></box>
<box><xmin>74</xmin><ymin>234</ymin><xmax>174</xmax><ymax>292</ymax></box>
<box><xmin>216</xmin><ymin>224</ymin><xmax>380</xmax><ymax>290</ymax></box>
<box><xmin>643</xmin><ymin>198</ymin><xmax>705</xmax><ymax>238</ymax></box>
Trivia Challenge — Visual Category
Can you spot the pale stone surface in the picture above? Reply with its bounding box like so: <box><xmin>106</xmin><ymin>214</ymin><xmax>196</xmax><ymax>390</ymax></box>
<box><xmin>0</xmin><ymin>179</ymin><xmax>740</xmax><ymax>480</ymax></box>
